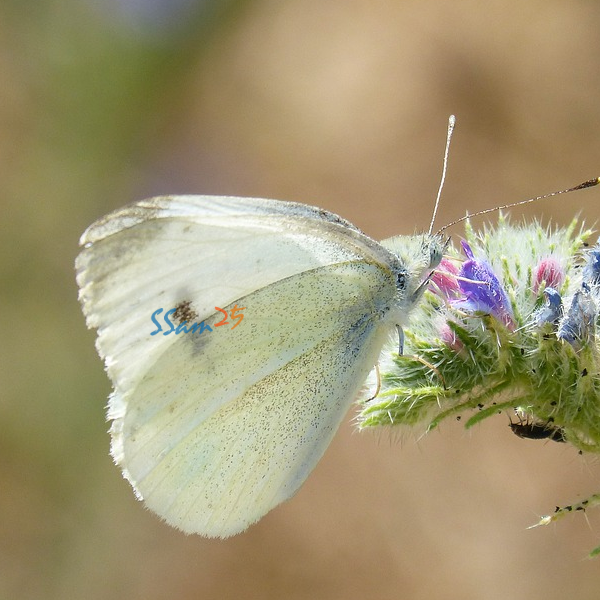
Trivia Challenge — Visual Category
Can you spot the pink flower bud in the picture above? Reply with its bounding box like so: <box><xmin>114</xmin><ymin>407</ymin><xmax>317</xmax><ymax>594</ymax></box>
<box><xmin>439</xmin><ymin>322</ymin><xmax>464</xmax><ymax>351</ymax></box>
<box><xmin>431</xmin><ymin>258</ymin><xmax>461</xmax><ymax>299</ymax></box>
<box><xmin>533</xmin><ymin>257</ymin><xmax>565</xmax><ymax>293</ymax></box>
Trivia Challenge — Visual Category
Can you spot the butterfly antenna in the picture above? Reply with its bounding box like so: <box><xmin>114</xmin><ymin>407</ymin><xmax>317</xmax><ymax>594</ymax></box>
<box><xmin>428</xmin><ymin>114</ymin><xmax>456</xmax><ymax>235</ymax></box>
<box><xmin>437</xmin><ymin>177</ymin><xmax>600</xmax><ymax>235</ymax></box>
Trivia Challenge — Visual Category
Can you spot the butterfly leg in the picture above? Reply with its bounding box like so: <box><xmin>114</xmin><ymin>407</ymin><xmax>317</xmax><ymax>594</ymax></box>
<box><xmin>396</xmin><ymin>324</ymin><xmax>405</xmax><ymax>355</ymax></box>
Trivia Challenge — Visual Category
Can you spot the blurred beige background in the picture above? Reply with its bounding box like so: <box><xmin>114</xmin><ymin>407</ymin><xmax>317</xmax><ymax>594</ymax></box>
<box><xmin>2</xmin><ymin>0</ymin><xmax>600</xmax><ymax>598</ymax></box>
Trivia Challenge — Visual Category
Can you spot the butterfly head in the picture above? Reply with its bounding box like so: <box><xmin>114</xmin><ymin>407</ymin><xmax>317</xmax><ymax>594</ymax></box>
<box><xmin>380</xmin><ymin>233</ymin><xmax>449</xmax><ymax>310</ymax></box>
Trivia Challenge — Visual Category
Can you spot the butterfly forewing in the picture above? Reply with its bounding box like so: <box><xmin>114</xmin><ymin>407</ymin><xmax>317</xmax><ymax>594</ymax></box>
<box><xmin>76</xmin><ymin>196</ymin><xmax>391</xmax><ymax>395</ymax></box>
<box><xmin>77</xmin><ymin>195</ymin><xmax>403</xmax><ymax>536</ymax></box>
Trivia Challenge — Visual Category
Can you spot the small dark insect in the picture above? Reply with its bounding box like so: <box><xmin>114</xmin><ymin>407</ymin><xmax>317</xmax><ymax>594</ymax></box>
<box><xmin>509</xmin><ymin>416</ymin><xmax>566</xmax><ymax>443</ymax></box>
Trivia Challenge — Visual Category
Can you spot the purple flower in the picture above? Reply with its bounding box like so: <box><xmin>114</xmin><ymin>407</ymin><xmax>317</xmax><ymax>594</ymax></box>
<box><xmin>583</xmin><ymin>243</ymin><xmax>600</xmax><ymax>287</ymax></box>
<box><xmin>455</xmin><ymin>241</ymin><xmax>515</xmax><ymax>328</ymax></box>
<box><xmin>557</xmin><ymin>288</ymin><xmax>596</xmax><ymax>348</ymax></box>
<box><xmin>534</xmin><ymin>287</ymin><xmax>563</xmax><ymax>326</ymax></box>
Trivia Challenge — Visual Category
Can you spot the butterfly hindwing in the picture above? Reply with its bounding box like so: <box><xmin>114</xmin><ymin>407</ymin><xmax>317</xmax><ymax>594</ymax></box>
<box><xmin>115</xmin><ymin>261</ymin><xmax>395</xmax><ymax>536</ymax></box>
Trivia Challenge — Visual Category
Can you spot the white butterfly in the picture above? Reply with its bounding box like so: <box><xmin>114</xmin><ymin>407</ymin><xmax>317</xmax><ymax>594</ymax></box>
<box><xmin>76</xmin><ymin>194</ymin><xmax>445</xmax><ymax>537</ymax></box>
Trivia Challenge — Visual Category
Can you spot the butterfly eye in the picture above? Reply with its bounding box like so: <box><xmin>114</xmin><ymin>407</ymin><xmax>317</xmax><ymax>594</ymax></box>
<box><xmin>396</xmin><ymin>271</ymin><xmax>407</xmax><ymax>290</ymax></box>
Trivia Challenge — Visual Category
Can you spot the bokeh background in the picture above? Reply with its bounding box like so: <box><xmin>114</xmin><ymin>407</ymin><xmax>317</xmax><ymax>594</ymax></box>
<box><xmin>3</xmin><ymin>0</ymin><xmax>600</xmax><ymax>598</ymax></box>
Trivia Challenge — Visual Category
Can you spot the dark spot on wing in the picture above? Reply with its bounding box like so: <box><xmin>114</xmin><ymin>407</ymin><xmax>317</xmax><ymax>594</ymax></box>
<box><xmin>173</xmin><ymin>300</ymin><xmax>198</xmax><ymax>324</ymax></box>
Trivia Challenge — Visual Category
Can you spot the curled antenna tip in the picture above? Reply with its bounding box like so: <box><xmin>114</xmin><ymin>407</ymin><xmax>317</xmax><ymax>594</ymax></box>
<box><xmin>436</xmin><ymin>176</ymin><xmax>600</xmax><ymax>234</ymax></box>
<box><xmin>574</xmin><ymin>177</ymin><xmax>600</xmax><ymax>190</ymax></box>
